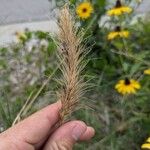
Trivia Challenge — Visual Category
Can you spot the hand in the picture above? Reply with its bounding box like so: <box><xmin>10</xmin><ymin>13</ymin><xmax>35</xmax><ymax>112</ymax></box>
<box><xmin>0</xmin><ymin>102</ymin><xmax>95</xmax><ymax>150</ymax></box>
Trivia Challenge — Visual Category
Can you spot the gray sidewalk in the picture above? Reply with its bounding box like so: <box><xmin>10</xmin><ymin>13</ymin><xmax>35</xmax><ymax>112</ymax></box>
<box><xmin>0</xmin><ymin>20</ymin><xmax>58</xmax><ymax>46</ymax></box>
<box><xmin>0</xmin><ymin>0</ymin><xmax>55</xmax><ymax>25</ymax></box>
<box><xmin>0</xmin><ymin>0</ymin><xmax>56</xmax><ymax>45</ymax></box>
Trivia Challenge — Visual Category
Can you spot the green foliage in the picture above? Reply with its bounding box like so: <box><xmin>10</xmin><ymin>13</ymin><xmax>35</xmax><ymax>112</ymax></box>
<box><xmin>0</xmin><ymin>30</ymin><xmax>58</xmax><ymax>131</ymax></box>
<box><xmin>54</xmin><ymin>0</ymin><xmax>150</xmax><ymax>149</ymax></box>
<box><xmin>0</xmin><ymin>0</ymin><xmax>150</xmax><ymax>149</ymax></box>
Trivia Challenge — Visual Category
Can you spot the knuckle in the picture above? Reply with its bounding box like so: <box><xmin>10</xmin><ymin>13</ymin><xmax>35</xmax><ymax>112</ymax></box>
<box><xmin>47</xmin><ymin>140</ymin><xmax>72</xmax><ymax>150</ymax></box>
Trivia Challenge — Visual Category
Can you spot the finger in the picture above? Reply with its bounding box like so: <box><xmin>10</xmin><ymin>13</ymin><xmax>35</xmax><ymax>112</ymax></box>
<box><xmin>1</xmin><ymin>102</ymin><xmax>61</xmax><ymax>148</ymax></box>
<box><xmin>79</xmin><ymin>126</ymin><xmax>95</xmax><ymax>141</ymax></box>
<box><xmin>43</xmin><ymin>121</ymin><xmax>94</xmax><ymax>150</ymax></box>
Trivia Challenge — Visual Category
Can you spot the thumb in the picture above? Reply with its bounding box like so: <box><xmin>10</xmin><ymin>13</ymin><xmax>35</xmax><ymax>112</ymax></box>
<box><xmin>43</xmin><ymin>121</ymin><xmax>94</xmax><ymax>150</ymax></box>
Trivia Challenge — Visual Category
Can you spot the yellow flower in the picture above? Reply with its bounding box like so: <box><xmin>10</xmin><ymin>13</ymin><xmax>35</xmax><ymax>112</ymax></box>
<box><xmin>147</xmin><ymin>137</ymin><xmax>150</xmax><ymax>143</ymax></box>
<box><xmin>108</xmin><ymin>26</ymin><xmax>129</xmax><ymax>40</ymax></box>
<box><xmin>15</xmin><ymin>31</ymin><xmax>27</xmax><ymax>42</ymax></box>
<box><xmin>141</xmin><ymin>144</ymin><xmax>150</xmax><ymax>149</ymax></box>
<box><xmin>141</xmin><ymin>137</ymin><xmax>150</xmax><ymax>149</ymax></box>
<box><xmin>108</xmin><ymin>31</ymin><xmax>129</xmax><ymax>40</ymax></box>
<box><xmin>144</xmin><ymin>69</ymin><xmax>150</xmax><ymax>75</ymax></box>
<box><xmin>115</xmin><ymin>78</ymin><xmax>141</xmax><ymax>95</ymax></box>
<box><xmin>76</xmin><ymin>2</ymin><xmax>93</xmax><ymax>19</ymax></box>
<box><xmin>107</xmin><ymin>0</ymin><xmax>132</xmax><ymax>16</ymax></box>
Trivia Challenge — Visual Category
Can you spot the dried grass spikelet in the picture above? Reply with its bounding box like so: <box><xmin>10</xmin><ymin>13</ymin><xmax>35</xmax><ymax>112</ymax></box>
<box><xmin>57</xmin><ymin>6</ymin><xmax>87</xmax><ymax>124</ymax></box>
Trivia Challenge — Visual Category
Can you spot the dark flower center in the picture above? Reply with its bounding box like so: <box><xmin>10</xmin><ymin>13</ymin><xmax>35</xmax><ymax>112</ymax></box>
<box><xmin>82</xmin><ymin>8</ymin><xmax>87</xmax><ymax>13</ymax></box>
<box><xmin>124</xmin><ymin>78</ymin><xmax>131</xmax><ymax>85</ymax></box>
<box><xmin>115</xmin><ymin>0</ymin><xmax>122</xmax><ymax>8</ymax></box>
<box><xmin>115</xmin><ymin>26</ymin><xmax>121</xmax><ymax>32</ymax></box>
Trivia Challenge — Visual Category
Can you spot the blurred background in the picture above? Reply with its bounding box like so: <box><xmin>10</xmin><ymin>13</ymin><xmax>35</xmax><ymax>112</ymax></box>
<box><xmin>0</xmin><ymin>0</ymin><xmax>150</xmax><ymax>150</ymax></box>
<box><xmin>0</xmin><ymin>0</ymin><xmax>150</xmax><ymax>45</ymax></box>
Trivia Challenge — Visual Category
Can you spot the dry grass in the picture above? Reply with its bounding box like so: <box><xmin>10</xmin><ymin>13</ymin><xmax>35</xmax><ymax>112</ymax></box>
<box><xmin>57</xmin><ymin>6</ymin><xmax>87</xmax><ymax>124</ymax></box>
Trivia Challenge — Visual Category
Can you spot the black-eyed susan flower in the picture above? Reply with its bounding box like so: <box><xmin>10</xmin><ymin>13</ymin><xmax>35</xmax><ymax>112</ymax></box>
<box><xmin>108</xmin><ymin>26</ymin><xmax>129</xmax><ymax>40</ymax></box>
<box><xmin>76</xmin><ymin>2</ymin><xmax>93</xmax><ymax>19</ymax></box>
<box><xmin>115</xmin><ymin>78</ymin><xmax>141</xmax><ymax>95</ymax></box>
<box><xmin>107</xmin><ymin>0</ymin><xmax>132</xmax><ymax>16</ymax></box>
<box><xmin>141</xmin><ymin>137</ymin><xmax>150</xmax><ymax>149</ymax></box>
<box><xmin>144</xmin><ymin>69</ymin><xmax>150</xmax><ymax>75</ymax></box>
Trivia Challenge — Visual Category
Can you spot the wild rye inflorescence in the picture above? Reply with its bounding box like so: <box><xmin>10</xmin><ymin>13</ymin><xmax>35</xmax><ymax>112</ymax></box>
<box><xmin>57</xmin><ymin>6</ymin><xmax>87</xmax><ymax>124</ymax></box>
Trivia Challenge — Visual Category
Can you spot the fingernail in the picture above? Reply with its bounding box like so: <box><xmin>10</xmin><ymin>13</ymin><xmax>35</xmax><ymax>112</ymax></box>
<box><xmin>71</xmin><ymin>123</ymin><xmax>86</xmax><ymax>141</ymax></box>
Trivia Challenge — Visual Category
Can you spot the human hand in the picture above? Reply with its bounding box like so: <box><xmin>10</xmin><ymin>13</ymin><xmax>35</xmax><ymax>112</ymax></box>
<box><xmin>0</xmin><ymin>102</ymin><xmax>95</xmax><ymax>150</ymax></box>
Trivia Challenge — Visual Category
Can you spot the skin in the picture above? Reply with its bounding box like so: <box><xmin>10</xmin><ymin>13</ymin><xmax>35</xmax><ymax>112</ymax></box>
<box><xmin>0</xmin><ymin>102</ymin><xmax>95</xmax><ymax>150</ymax></box>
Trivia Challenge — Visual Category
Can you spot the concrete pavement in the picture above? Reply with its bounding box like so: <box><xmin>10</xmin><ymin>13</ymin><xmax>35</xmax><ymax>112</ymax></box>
<box><xmin>0</xmin><ymin>0</ymin><xmax>55</xmax><ymax>25</ymax></box>
<box><xmin>0</xmin><ymin>20</ymin><xmax>58</xmax><ymax>46</ymax></box>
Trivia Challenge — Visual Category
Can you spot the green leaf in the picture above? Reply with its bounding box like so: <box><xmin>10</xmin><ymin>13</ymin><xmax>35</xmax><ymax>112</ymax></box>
<box><xmin>129</xmin><ymin>63</ymin><xmax>142</xmax><ymax>76</ymax></box>
<box><xmin>47</xmin><ymin>41</ymin><xmax>56</xmax><ymax>55</ymax></box>
<box><xmin>0</xmin><ymin>59</ymin><xmax>7</xmax><ymax>69</ymax></box>
<box><xmin>0</xmin><ymin>102</ymin><xmax>11</xmax><ymax>129</ymax></box>
<box><xmin>35</xmin><ymin>31</ymin><xmax>49</xmax><ymax>39</ymax></box>
<box><xmin>96</xmin><ymin>0</ymin><xmax>106</xmax><ymax>7</ymax></box>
